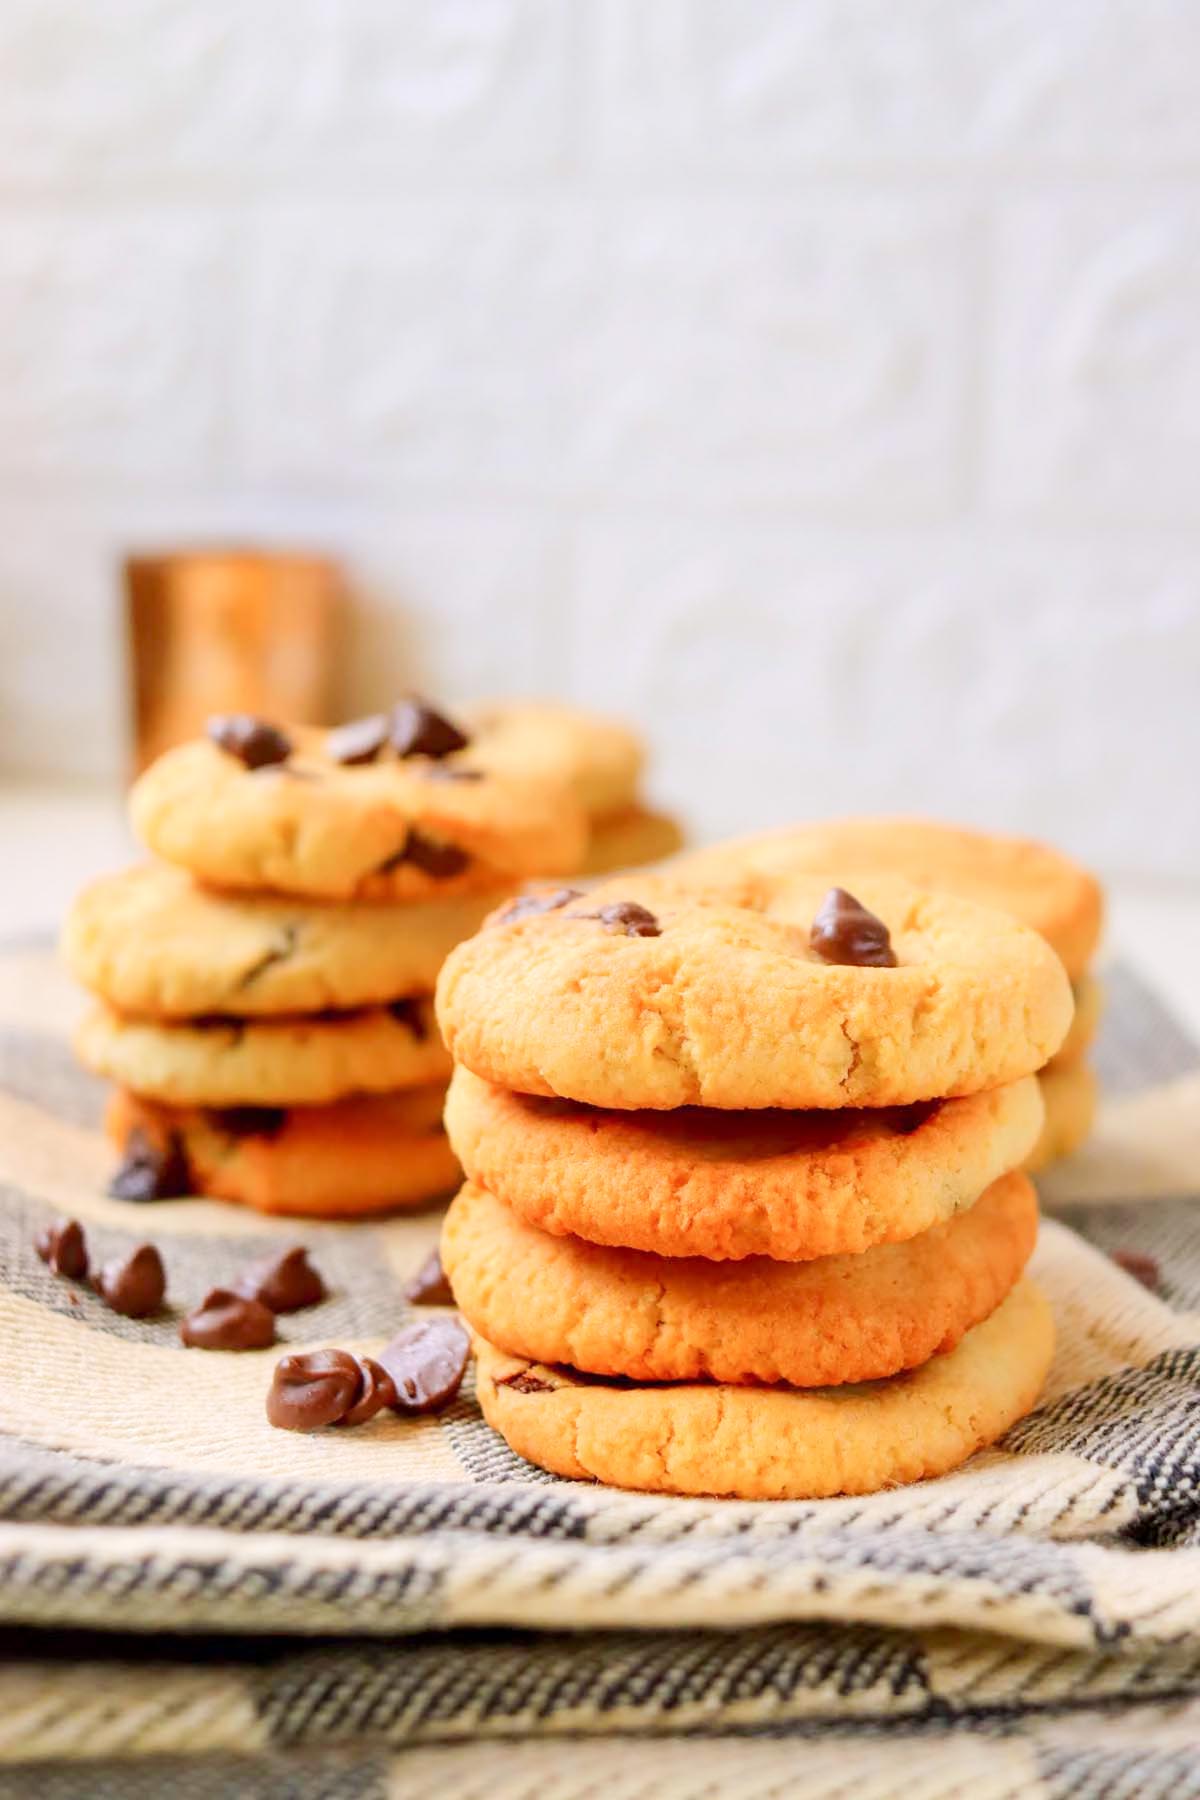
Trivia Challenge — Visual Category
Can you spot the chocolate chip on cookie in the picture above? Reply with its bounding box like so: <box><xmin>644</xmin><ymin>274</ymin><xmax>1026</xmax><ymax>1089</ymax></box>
<box><xmin>327</xmin><ymin>713</ymin><xmax>390</xmax><ymax>766</ymax></box>
<box><xmin>391</xmin><ymin>697</ymin><xmax>470</xmax><ymax>760</ymax></box>
<box><xmin>585</xmin><ymin>900</ymin><xmax>661</xmax><ymax>938</ymax></box>
<box><xmin>109</xmin><ymin>1127</ymin><xmax>191</xmax><ymax>1202</ymax></box>
<box><xmin>207</xmin><ymin>714</ymin><xmax>293</xmax><ymax>770</ymax></box>
<box><xmin>212</xmin><ymin>1106</ymin><xmax>288</xmax><ymax>1139</ymax></box>
<box><xmin>809</xmin><ymin>888</ymin><xmax>897</xmax><ymax>968</ymax></box>
<box><xmin>387</xmin><ymin>997</ymin><xmax>430</xmax><ymax>1040</ymax></box>
<box><xmin>495</xmin><ymin>887</ymin><xmax>583</xmax><ymax>925</ymax></box>
<box><xmin>422</xmin><ymin>766</ymin><xmax>485</xmax><ymax>783</ymax></box>
<box><xmin>498</xmin><ymin>1369</ymin><xmax>553</xmax><ymax>1394</ymax></box>
<box><xmin>181</xmin><ymin>1287</ymin><xmax>277</xmax><ymax>1351</ymax></box>
<box><xmin>35</xmin><ymin>1217</ymin><xmax>89</xmax><ymax>1280</ymax></box>
<box><xmin>401</xmin><ymin>831</ymin><xmax>471</xmax><ymax>879</ymax></box>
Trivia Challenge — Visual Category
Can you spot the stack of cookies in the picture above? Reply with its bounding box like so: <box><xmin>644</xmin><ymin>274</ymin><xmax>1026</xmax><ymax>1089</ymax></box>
<box><xmin>671</xmin><ymin>819</ymin><xmax>1105</xmax><ymax>1172</ymax></box>
<box><xmin>64</xmin><ymin>698</ymin><xmax>591</xmax><ymax>1218</ymax></box>
<box><xmin>437</xmin><ymin>869</ymin><xmax>1073</xmax><ymax>1500</ymax></box>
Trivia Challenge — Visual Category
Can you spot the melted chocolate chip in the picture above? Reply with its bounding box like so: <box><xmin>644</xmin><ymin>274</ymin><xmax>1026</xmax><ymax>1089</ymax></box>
<box><xmin>391</xmin><ymin>697</ymin><xmax>470</xmax><ymax>760</ymax></box>
<box><xmin>809</xmin><ymin>888</ymin><xmax>897</xmax><ymax>969</ymax></box>
<box><xmin>207</xmin><ymin>714</ymin><xmax>292</xmax><ymax>770</ymax></box>
<box><xmin>327</xmin><ymin>713</ymin><xmax>391</xmax><ymax>766</ymax></box>
<box><xmin>235</xmin><ymin>1246</ymin><xmax>326</xmax><ymax>1314</ymax></box>
<box><xmin>377</xmin><ymin>1318</ymin><xmax>469</xmax><ymax>1415</ymax></box>
<box><xmin>499</xmin><ymin>1369</ymin><xmax>552</xmax><ymax>1394</ymax></box>
<box><xmin>212</xmin><ymin>1106</ymin><xmax>288</xmax><ymax>1140</ymax></box>
<box><xmin>586</xmin><ymin>900</ymin><xmax>661</xmax><ymax>938</ymax></box>
<box><xmin>266</xmin><ymin>1348</ymin><xmax>363</xmax><ymax>1432</ymax></box>
<box><xmin>181</xmin><ymin>1287</ymin><xmax>277</xmax><ymax>1351</ymax></box>
<box><xmin>1111</xmin><ymin>1249</ymin><xmax>1161</xmax><ymax>1293</ymax></box>
<box><xmin>404</xmin><ymin>1248</ymin><xmax>454</xmax><ymax>1307</ymax></box>
<box><xmin>338</xmin><ymin>1356</ymin><xmax>396</xmax><ymax>1427</ymax></box>
<box><xmin>109</xmin><ymin>1128</ymin><xmax>191</xmax><ymax>1202</ymax></box>
<box><xmin>35</xmin><ymin>1218</ymin><xmax>88</xmax><ymax>1281</ymax></box>
<box><xmin>387</xmin><ymin>997</ymin><xmax>430</xmax><ymax>1040</ymax></box>
<box><xmin>402</xmin><ymin>831</ymin><xmax>470</xmax><ymax>879</ymax></box>
<box><xmin>494</xmin><ymin>887</ymin><xmax>583</xmax><ymax>926</ymax></box>
<box><xmin>95</xmin><ymin>1244</ymin><xmax>165</xmax><ymax>1318</ymax></box>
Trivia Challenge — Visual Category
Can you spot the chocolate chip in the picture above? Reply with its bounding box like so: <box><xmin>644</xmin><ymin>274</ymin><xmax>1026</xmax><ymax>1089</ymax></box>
<box><xmin>181</xmin><ymin>1287</ymin><xmax>277</xmax><ymax>1351</ymax></box>
<box><xmin>1111</xmin><ymin>1249</ymin><xmax>1161</xmax><ymax>1293</ymax></box>
<box><xmin>35</xmin><ymin>1218</ymin><xmax>88</xmax><ymax>1281</ymax></box>
<box><xmin>402</xmin><ymin>831</ymin><xmax>471</xmax><ymax>879</ymax></box>
<box><xmin>337</xmin><ymin>1356</ymin><xmax>396</xmax><ymax>1427</ymax></box>
<box><xmin>377</xmin><ymin>1318</ymin><xmax>469</xmax><ymax>1415</ymax></box>
<box><xmin>890</xmin><ymin>1102</ymin><xmax>940</xmax><ymax>1136</ymax></box>
<box><xmin>387</xmin><ymin>997</ymin><xmax>430</xmax><ymax>1041</ymax></box>
<box><xmin>422</xmin><ymin>766</ymin><xmax>484</xmax><ymax>783</ymax></box>
<box><xmin>207</xmin><ymin>714</ymin><xmax>292</xmax><ymax>770</ymax></box>
<box><xmin>586</xmin><ymin>900</ymin><xmax>661</xmax><ymax>938</ymax></box>
<box><xmin>404</xmin><ymin>1248</ymin><xmax>454</xmax><ymax>1307</ymax></box>
<box><xmin>499</xmin><ymin>1369</ymin><xmax>552</xmax><ymax>1394</ymax></box>
<box><xmin>327</xmin><ymin>713</ymin><xmax>391</xmax><ymax>766</ymax></box>
<box><xmin>95</xmin><ymin>1244</ymin><xmax>166</xmax><ymax>1318</ymax></box>
<box><xmin>108</xmin><ymin>1128</ymin><xmax>191</xmax><ymax>1202</ymax></box>
<box><xmin>266</xmin><ymin>1348</ymin><xmax>364</xmax><ymax>1432</ymax></box>
<box><xmin>235</xmin><ymin>1246</ymin><xmax>326</xmax><ymax>1314</ymax></box>
<box><xmin>212</xmin><ymin>1106</ymin><xmax>288</xmax><ymax>1140</ymax></box>
<box><xmin>390</xmin><ymin>697</ymin><xmax>470</xmax><ymax>760</ymax></box>
<box><xmin>494</xmin><ymin>887</ymin><xmax>583</xmax><ymax>926</ymax></box>
<box><xmin>809</xmin><ymin>888</ymin><xmax>897</xmax><ymax>969</ymax></box>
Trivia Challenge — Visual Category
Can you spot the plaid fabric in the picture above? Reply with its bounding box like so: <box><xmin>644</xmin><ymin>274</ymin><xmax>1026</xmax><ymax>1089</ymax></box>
<box><xmin>0</xmin><ymin>939</ymin><xmax>1198</xmax><ymax>1794</ymax></box>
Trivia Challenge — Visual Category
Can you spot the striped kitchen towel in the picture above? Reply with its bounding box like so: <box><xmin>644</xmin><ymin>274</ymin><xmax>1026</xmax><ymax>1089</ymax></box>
<box><xmin>0</xmin><ymin>940</ymin><xmax>1197</xmax><ymax>1795</ymax></box>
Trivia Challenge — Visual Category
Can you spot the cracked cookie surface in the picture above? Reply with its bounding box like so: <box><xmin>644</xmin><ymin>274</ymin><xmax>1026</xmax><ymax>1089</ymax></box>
<box><xmin>77</xmin><ymin>996</ymin><xmax>449</xmax><ymax>1106</ymax></box>
<box><xmin>436</xmin><ymin>871</ymin><xmax>1074</xmax><ymax>1110</ymax></box>
<box><xmin>473</xmin><ymin>1277</ymin><xmax>1055</xmax><ymax>1500</ymax></box>
<box><xmin>443</xmin><ymin>1173</ymin><xmax>1037</xmax><ymax>1386</ymax></box>
<box><xmin>64</xmin><ymin>863</ymin><xmax>501</xmax><ymax>1019</ymax></box>
<box><xmin>108</xmin><ymin>1085</ymin><xmax>457</xmax><ymax>1217</ymax></box>
<box><xmin>130</xmin><ymin>727</ymin><xmax>587</xmax><ymax>900</ymax></box>
<box><xmin>445</xmin><ymin>1067</ymin><xmax>1043</xmax><ymax>1260</ymax></box>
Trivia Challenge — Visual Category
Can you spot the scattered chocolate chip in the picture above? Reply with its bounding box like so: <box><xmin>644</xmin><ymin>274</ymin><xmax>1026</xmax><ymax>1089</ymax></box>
<box><xmin>585</xmin><ymin>900</ymin><xmax>661</xmax><ymax>938</ymax></box>
<box><xmin>94</xmin><ymin>1244</ymin><xmax>166</xmax><ymax>1318</ymax></box>
<box><xmin>235</xmin><ymin>1246</ymin><xmax>326</xmax><ymax>1314</ymax></box>
<box><xmin>181</xmin><ymin>1287</ymin><xmax>277</xmax><ymax>1351</ymax></box>
<box><xmin>387</xmin><ymin>997</ymin><xmax>430</xmax><ymax>1040</ymax></box>
<box><xmin>266</xmin><ymin>1348</ymin><xmax>365</xmax><ymax>1432</ymax></box>
<box><xmin>35</xmin><ymin>1218</ymin><xmax>88</xmax><ymax>1281</ymax></box>
<box><xmin>377</xmin><ymin>1317</ymin><xmax>469</xmax><ymax>1416</ymax></box>
<box><xmin>390</xmin><ymin>697</ymin><xmax>470</xmax><ymax>760</ymax></box>
<box><xmin>211</xmin><ymin>1106</ymin><xmax>288</xmax><ymax>1140</ymax></box>
<box><xmin>402</xmin><ymin>831</ymin><xmax>471</xmax><ymax>879</ymax></box>
<box><xmin>1111</xmin><ymin>1250</ymin><xmax>1161</xmax><ymax>1293</ymax></box>
<box><xmin>327</xmin><ymin>713</ymin><xmax>391</xmax><ymax>766</ymax></box>
<box><xmin>207</xmin><ymin>714</ymin><xmax>292</xmax><ymax>770</ymax></box>
<box><xmin>494</xmin><ymin>887</ymin><xmax>583</xmax><ymax>926</ymax></box>
<box><xmin>338</xmin><ymin>1356</ymin><xmax>397</xmax><ymax>1427</ymax></box>
<box><xmin>404</xmin><ymin>1248</ymin><xmax>454</xmax><ymax>1307</ymax></box>
<box><xmin>499</xmin><ymin>1369</ymin><xmax>552</xmax><ymax>1394</ymax></box>
<box><xmin>809</xmin><ymin>888</ymin><xmax>897</xmax><ymax>969</ymax></box>
<box><xmin>422</xmin><ymin>766</ymin><xmax>484</xmax><ymax>783</ymax></box>
<box><xmin>108</xmin><ymin>1128</ymin><xmax>192</xmax><ymax>1202</ymax></box>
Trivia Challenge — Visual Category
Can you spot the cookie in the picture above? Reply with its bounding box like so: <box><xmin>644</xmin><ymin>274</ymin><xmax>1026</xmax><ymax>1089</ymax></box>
<box><xmin>1049</xmin><ymin>974</ymin><xmax>1103</xmax><ymax>1070</ymax></box>
<box><xmin>473</xmin><ymin>1277</ymin><xmax>1054</xmax><ymax>1500</ymax></box>
<box><xmin>674</xmin><ymin>818</ymin><xmax>1103</xmax><ymax>981</ymax></box>
<box><xmin>64</xmin><ymin>863</ymin><xmax>501</xmax><ymax>1019</ymax></box>
<box><xmin>436</xmin><ymin>872</ymin><xmax>1074</xmax><ymax>1110</ymax></box>
<box><xmin>443</xmin><ymin>1172</ymin><xmax>1037</xmax><ymax>1387</ymax></box>
<box><xmin>445</xmin><ymin>1067</ymin><xmax>1043</xmax><ymax>1261</ymax></box>
<box><xmin>1026</xmin><ymin>1060</ymin><xmax>1098</xmax><ymax>1174</ymax></box>
<box><xmin>129</xmin><ymin>724</ymin><xmax>587</xmax><ymax>901</ymax></box>
<box><xmin>108</xmin><ymin>1085</ymin><xmax>457</xmax><ymax>1217</ymax></box>
<box><xmin>76</xmin><ymin>997</ymin><xmax>449</xmax><ymax>1107</ymax></box>
<box><xmin>583</xmin><ymin>806</ymin><xmax>686</xmax><ymax>875</ymax></box>
<box><xmin>462</xmin><ymin>700</ymin><xmax>644</xmax><ymax>818</ymax></box>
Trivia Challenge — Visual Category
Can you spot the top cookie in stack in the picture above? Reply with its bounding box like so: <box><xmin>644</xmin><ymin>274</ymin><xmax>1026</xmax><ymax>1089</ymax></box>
<box><xmin>670</xmin><ymin>818</ymin><xmax>1104</xmax><ymax>1170</ymax></box>
<box><xmin>64</xmin><ymin>696</ymin><xmax>605</xmax><ymax>1218</ymax></box>
<box><xmin>438</xmin><ymin>868</ymin><xmax>1072</xmax><ymax>1500</ymax></box>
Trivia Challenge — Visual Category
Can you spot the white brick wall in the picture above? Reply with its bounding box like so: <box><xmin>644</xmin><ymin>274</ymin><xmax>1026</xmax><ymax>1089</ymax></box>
<box><xmin>1</xmin><ymin>0</ymin><xmax>1198</xmax><ymax>878</ymax></box>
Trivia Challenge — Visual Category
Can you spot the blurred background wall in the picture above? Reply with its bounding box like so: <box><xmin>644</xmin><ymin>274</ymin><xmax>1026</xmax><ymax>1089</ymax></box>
<box><xmin>1</xmin><ymin>0</ymin><xmax>1198</xmax><ymax>875</ymax></box>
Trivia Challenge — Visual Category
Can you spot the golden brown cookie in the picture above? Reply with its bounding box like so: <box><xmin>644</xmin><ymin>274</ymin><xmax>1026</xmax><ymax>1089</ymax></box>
<box><xmin>673</xmin><ymin>818</ymin><xmax>1103</xmax><ymax>981</ymax></box>
<box><xmin>436</xmin><ymin>872</ymin><xmax>1074</xmax><ymax>1110</ymax></box>
<box><xmin>1026</xmin><ymin>1060</ymin><xmax>1098</xmax><ymax>1173</ymax></box>
<box><xmin>473</xmin><ymin>1277</ymin><xmax>1055</xmax><ymax>1500</ymax></box>
<box><xmin>63</xmin><ymin>863</ymin><xmax>500</xmax><ymax>1019</ymax></box>
<box><xmin>582</xmin><ymin>806</ymin><xmax>686</xmax><ymax>875</ymax></box>
<box><xmin>129</xmin><ymin>723</ymin><xmax>587</xmax><ymax>901</ymax></box>
<box><xmin>107</xmin><ymin>1085</ymin><xmax>457</xmax><ymax>1217</ymax></box>
<box><xmin>445</xmin><ymin>1067</ymin><xmax>1043</xmax><ymax>1261</ymax></box>
<box><xmin>76</xmin><ymin>997</ymin><xmax>449</xmax><ymax>1107</ymax></box>
<box><xmin>443</xmin><ymin>1173</ymin><xmax>1037</xmax><ymax>1387</ymax></box>
<box><xmin>461</xmin><ymin>700</ymin><xmax>644</xmax><ymax>818</ymax></box>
